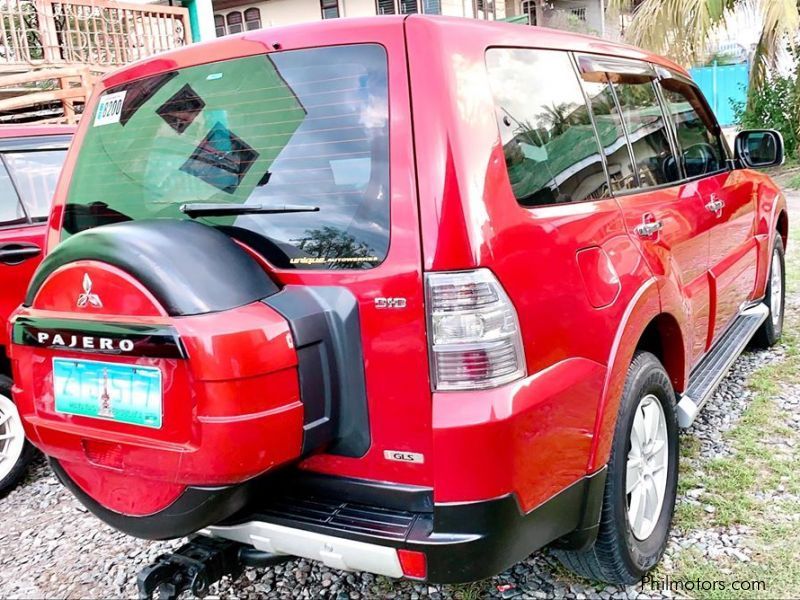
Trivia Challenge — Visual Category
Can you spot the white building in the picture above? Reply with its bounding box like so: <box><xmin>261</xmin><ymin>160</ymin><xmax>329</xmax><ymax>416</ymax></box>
<box><xmin>211</xmin><ymin>0</ymin><xmax>605</xmax><ymax>38</ymax></box>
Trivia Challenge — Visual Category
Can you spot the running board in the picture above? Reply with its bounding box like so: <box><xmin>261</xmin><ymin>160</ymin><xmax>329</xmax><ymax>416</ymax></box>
<box><xmin>677</xmin><ymin>303</ymin><xmax>768</xmax><ymax>428</ymax></box>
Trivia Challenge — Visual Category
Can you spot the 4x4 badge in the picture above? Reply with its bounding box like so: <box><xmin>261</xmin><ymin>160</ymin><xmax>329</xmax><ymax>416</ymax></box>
<box><xmin>77</xmin><ymin>273</ymin><xmax>103</xmax><ymax>309</ymax></box>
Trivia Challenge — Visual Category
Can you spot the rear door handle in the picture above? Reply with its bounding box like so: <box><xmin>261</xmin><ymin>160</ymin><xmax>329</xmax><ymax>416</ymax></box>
<box><xmin>0</xmin><ymin>242</ymin><xmax>42</xmax><ymax>265</ymax></box>
<box><xmin>705</xmin><ymin>198</ymin><xmax>725</xmax><ymax>214</ymax></box>
<box><xmin>634</xmin><ymin>220</ymin><xmax>663</xmax><ymax>238</ymax></box>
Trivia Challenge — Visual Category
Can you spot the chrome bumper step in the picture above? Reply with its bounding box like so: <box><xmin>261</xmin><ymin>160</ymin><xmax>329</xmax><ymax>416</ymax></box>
<box><xmin>677</xmin><ymin>303</ymin><xmax>768</xmax><ymax>428</ymax></box>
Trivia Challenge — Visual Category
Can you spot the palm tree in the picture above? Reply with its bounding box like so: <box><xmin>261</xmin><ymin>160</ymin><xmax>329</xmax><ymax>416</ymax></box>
<box><xmin>609</xmin><ymin>0</ymin><xmax>799</xmax><ymax>93</ymax></box>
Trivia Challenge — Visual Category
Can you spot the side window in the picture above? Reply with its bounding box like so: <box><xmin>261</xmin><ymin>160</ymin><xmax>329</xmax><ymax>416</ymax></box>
<box><xmin>4</xmin><ymin>150</ymin><xmax>67</xmax><ymax>221</ymax></box>
<box><xmin>244</xmin><ymin>8</ymin><xmax>261</xmax><ymax>30</ymax></box>
<box><xmin>659</xmin><ymin>77</ymin><xmax>725</xmax><ymax>178</ymax></box>
<box><xmin>579</xmin><ymin>72</ymin><xmax>637</xmax><ymax>192</ymax></box>
<box><xmin>214</xmin><ymin>14</ymin><xmax>226</xmax><ymax>37</ymax></box>
<box><xmin>609</xmin><ymin>74</ymin><xmax>680</xmax><ymax>187</ymax></box>
<box><xmin>321</xmin><ymin>0</ymin><xmax>340</xmax><ymax>18</ymax></box>
<box><xmin>486</xmin><ymin>48</ymin><xmax>609</xmax><ymax>206</ymax></box>
<box><xmin>0</xmin><ymin>161</ymin><xmax>25</xmax><ymax>226</ymax></box>
<box><xmin>226</xmin><ymin>11</ymin><xmax>243</xmax><ymax>34</ymax></box>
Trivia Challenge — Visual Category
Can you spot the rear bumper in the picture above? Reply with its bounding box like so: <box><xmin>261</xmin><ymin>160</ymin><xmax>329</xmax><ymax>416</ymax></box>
<box><xmin>204</xmin><ymin>468</ymin><xmax>607</xmax><ymax>584</ymax></box>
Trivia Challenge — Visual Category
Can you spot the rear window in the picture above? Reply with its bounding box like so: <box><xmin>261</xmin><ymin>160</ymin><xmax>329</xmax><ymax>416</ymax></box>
<box><xmin>64</xmin><ymin>44</ymin><xmax>390</xmax><ymax>270</ymax></box>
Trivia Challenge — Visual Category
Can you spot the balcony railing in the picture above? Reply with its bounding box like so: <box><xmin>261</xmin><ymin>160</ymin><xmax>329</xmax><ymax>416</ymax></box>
<box><xmin>0</xmin><ymin>0</ymin><xmax>192</xmax><ymax>69</ymax></box>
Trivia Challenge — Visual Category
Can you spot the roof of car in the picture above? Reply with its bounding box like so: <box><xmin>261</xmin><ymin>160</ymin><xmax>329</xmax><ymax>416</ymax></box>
<box><xmin>406</xmin><ymin>15</ymin><xmax>688</xmax><ymax>74</ymax></box>
<box><xmin>0</xmin><ymin>124</ymin><xmax>76</xmax><ymax>140</ymax></box>
<box><xmin>101</xmin><ymin>15</ymin><xmax>687</xmax><ymax>88</ymax></box>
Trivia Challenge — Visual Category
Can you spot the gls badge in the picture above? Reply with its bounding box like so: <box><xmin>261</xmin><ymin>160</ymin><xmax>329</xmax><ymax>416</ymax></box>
<box><xmin>383</xmin><ymin>450</ymin><xmax>424</xmax><ymax>464</ymax></box>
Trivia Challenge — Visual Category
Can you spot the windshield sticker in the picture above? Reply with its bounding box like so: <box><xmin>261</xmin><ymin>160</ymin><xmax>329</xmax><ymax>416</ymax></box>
<box><xmin>290</xmin><ymin>256</ymin><xmax>380</xmax><ymax>266</ymax></box>
<box><xmin>94</xmin><ymin>91</ymin><xmax>127</xmax><ymax>127</ymax></box>
<box><xmin>179</xmin><ymin>122</ymin><xmax>259</xmax><ymax>193</ymax></box>
<box><xmin>156</xmin><ymin>84</ymin><xmax>206</xmax><ymax>134</ymax></box>
<box><xmin>119</xmin><ymin>71</ymin><xmax>178</xmax><ymax>126</ymax></box>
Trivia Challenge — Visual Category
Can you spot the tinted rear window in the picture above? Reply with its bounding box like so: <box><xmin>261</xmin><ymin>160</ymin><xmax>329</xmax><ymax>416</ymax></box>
<box><xmin>64</xmin><ymin>44</ymin><xmax>390</xmax><ymax>270</ymax></box>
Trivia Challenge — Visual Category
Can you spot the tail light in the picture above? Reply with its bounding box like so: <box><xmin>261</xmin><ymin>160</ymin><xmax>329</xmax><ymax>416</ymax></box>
<box><xmin>425</xmin><ymin>269</ymin><xmax>526</xmax><ymax>391</ymax></box>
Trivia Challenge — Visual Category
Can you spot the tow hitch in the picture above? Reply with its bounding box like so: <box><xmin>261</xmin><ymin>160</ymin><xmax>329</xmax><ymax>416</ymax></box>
<box><xmin>137</xmin><ymin>535</ymin><xmax>291</xmax><ymax>600</ymax></box>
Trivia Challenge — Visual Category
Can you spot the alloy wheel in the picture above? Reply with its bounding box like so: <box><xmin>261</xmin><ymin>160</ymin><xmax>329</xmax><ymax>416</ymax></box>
<box><xmin>626</xmin><ymin>394</ymin><xmax>669</xmax><ymax>540</ymax></box>
<box><xmin>0</xmin><ymin>393</ymin><xmax>25</xmax><ymax>482</ymax></box>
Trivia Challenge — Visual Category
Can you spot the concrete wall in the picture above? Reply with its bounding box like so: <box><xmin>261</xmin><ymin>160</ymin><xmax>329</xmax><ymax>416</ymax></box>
<box><xmin>216</xmin><ymin>0</ymin><xmax>318</xmax><ymax>28</ymax></box>
<box><xmin>343</xmin><ymin>0</ymin><xmax>376</xmax><ymax>17</ymax></box>
<box><xmin>505</xmin><ymin>0</ymin><xmax>604</xmax><ymax>35</ymax></box>
<box><xmin>550</xmin><ymin>0</ymin><xmax>603</xmax><ymax>35</ymax></box>
<box><xmin>214</xmin><ymin>0</ymin><xmax>509</xmax><ymax>31</ymax></box>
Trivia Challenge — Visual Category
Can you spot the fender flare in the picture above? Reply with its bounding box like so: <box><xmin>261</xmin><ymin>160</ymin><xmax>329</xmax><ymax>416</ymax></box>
<box><xmin>586</xmin><ymin>276</ymin><xmax>688</xmax><ymax>472</ymax></box>
<box><xmin>753</xmin><ymin>181</ymin><xmax>787</xmax><ymax>299</ymax></box>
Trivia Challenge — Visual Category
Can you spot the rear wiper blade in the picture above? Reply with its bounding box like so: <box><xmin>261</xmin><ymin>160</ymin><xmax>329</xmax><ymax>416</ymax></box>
<box><xmin>180</xmin><ymin>203</ymin><xmax>320</xmax><ymax>218</ymax></box>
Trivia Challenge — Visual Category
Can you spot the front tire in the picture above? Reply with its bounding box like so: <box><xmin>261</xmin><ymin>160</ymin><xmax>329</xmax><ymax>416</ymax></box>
<box><xmin>0</xmin><ymin>375</ymin><xmax>36</xmax><ymax>498</ymax></box>
<box><xmin>555</xmin><ymin>351</ymin><xmax>679</xmax><ymax>584</ymax></box>
<box><xmin>753</xmin><ymin>235</ymin><xmax>785</xmax><ymax>348</ymax></box>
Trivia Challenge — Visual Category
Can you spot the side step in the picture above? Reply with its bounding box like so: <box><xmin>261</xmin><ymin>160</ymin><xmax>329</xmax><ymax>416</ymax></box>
<box><xmin>677</xmin><ymin>303</ymin><xmax>768</xmax><ymax>428</ymax></box>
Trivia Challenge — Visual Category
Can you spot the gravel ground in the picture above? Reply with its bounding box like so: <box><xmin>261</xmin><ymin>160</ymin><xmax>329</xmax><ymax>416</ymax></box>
<box><xmin>1</xmin><ymin>210</ymin><xmax>796</xmax><ymax>600</ymax></box>
<box><xmin>0</xmin><ymin>328</ymin><xmax>788</xmax><ymax>600</ymax></box>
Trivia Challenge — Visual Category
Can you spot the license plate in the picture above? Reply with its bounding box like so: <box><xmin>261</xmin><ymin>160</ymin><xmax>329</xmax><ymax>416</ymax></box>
<box><xmin>53</xmin><ymin>358</ymin><xmax>162</xmax><ymax>428</ymax></box>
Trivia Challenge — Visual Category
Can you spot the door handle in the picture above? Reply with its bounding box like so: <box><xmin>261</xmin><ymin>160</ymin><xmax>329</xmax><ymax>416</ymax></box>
<box><xmin>705</xmin><ymin>198</ymin><xmax>725</xmax><ymax>214</ymax></box>
<box><xmin>0</xmin><ymin>243</ymin><xmax>41</xmax><ymax>265</ymax></box>
<box><xmin>634</xmin><ymin>220</ymin><xmax>664</xmax><ymax>238</ymax></box>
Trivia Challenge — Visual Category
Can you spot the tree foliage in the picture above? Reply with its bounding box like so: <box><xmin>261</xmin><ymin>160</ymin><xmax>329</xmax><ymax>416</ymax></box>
<box><xmin>732</xmin><ymin>49</ymin><xmax>800</xmax><ymax>159</ymax></box>
<box><xmin>609</xmin><ymin>0</ymin><xmax>799</xmax><ymax>94</ymax></box>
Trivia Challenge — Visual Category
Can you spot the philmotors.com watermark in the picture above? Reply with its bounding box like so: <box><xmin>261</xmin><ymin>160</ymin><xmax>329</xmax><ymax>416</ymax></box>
<box><xmin>641</xmin><ymin>574</ymin><xmax>767</xmax><ymax>594</ymax></box>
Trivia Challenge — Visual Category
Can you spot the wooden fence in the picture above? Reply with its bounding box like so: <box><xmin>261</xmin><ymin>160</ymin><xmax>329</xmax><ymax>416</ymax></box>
<box><xmin>0</xmin><ymin>0</ymin><xmax>192</xmax><ymax>123</ymax></box>
<box><xmin>0</xmin><ymin>0</ymin><xmax>192</xmax><ymax>69</ymax></box>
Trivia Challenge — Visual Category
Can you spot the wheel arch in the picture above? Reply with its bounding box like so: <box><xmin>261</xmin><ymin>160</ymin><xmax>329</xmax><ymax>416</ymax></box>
<box><xmin>776</xmin><ymin>209</ymin><xmax>788</xmax><ymax>249</ymax></box>
<box><xmin>635</xmin><ymin>313</ymin><xmax>686</xmax><ymax>394</ymax></box>
<box><xmin>587</xmin><ymin>279</ymin><xmax>687</xmax><ymax>472</ymax></box>
<box><xmin>0</xmin><ymin>346</ymin><xmax>10</xmax><ymax>379</ymax></box>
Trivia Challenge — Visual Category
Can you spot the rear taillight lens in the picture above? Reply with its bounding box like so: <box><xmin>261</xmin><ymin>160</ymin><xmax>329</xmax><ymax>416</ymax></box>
<box><xmin>425</xmin><ymin>269</ymin><xmax>526</xmax><ymax>391</ymax></box>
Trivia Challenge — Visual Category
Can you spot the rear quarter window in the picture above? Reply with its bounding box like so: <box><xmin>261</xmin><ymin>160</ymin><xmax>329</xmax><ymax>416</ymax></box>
<box><xmin>485</xmin><ymin>48</ymin><xmax>609</xmax><ymax>206</ymax></box>
<box><xmin>65</xmin><ymin>44</ymin><xmax>390</xmax><ymax>270</ymax></box>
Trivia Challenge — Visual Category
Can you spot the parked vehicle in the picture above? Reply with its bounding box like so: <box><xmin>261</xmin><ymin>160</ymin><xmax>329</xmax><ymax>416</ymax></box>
<box><xmin>8</xmin><ymin>16</ymin><xmax>787</xmax><ymax>593</ymax></box>
<box><xmin>0</xmin><ymin>125</ymin><xmax>73</xmax><ymax>498</ymax></box>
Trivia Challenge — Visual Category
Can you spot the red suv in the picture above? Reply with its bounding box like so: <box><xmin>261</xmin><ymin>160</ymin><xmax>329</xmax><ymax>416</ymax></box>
<box><xmin>8</xmin><ymin>17</ymin><xmax>787</xmax><ymax>590</ymax></box>
<box><xmin>0</xmin><ymin>125</ymin><xmax>73</xmax><ymax>497</ymax></box>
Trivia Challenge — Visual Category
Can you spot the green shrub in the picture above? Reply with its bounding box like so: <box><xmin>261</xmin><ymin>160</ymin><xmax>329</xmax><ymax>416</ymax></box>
<box><xmin>732</xmin><ymin>55</ymin><xmax>800</xmax><ymax>159</ymax></box>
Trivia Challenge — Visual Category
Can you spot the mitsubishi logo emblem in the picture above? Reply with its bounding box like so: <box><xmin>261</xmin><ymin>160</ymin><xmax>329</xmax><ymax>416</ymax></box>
<box><xmin>77</xmin><ymin>273</ymin><xmax>103</xmax><ymax>308</ymax></box>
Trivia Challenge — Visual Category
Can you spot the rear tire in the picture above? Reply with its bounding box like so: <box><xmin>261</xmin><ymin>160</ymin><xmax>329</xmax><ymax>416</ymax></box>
<box><xmin>555</xmin><ymin>351</ymin><xmax>679</xmax><ymax>584</ymax></box>
<box><xmin>0</xmin><ymin>375</ymin><xmax>36</xmax><ymax>498</ymax></box>
<box><xmin>753</xmin><ymin>235</ymin><xmax>785</xmax><ymax>348</ymax></box>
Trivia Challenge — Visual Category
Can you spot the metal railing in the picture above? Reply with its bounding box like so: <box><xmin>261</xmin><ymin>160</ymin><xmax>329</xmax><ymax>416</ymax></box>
<box><xmin>0</xmin><ymin>0</ymin><xmax>191</xmax><ymax>69</ymax></box>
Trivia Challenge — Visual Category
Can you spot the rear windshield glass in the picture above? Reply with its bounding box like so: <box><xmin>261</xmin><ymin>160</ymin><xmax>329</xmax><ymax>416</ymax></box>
<box><xmin>64</xmin><ymin>44</ymin><xmax>390</xmax><ymax>270</ymax></box>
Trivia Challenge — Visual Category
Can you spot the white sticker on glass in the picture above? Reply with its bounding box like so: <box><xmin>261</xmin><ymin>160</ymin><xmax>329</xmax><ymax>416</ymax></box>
<box><xmin>94</xmin><ymin>91</ymin><xmax>127</xmax><ymax>127</ymax></box>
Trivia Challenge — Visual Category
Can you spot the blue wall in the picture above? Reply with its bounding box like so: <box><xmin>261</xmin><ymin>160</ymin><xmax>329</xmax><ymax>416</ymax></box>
<box><xmin>689</xmin><ymin>63</ymin><xmax>749</xmax><ymax>127</ymax></box>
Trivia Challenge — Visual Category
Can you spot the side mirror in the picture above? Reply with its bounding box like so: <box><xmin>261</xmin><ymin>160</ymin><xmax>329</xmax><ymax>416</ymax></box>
<box><xmin>734</xmin><ymin>129</ymin><xmax>784</xmax><ymax>169</ymax></box>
